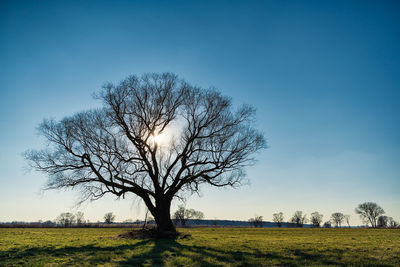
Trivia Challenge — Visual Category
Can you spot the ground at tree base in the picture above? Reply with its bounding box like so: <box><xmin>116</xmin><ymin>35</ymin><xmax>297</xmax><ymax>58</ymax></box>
<box><xmin>1</xmin><ymin>228</ymin><xmax>399</xmax><ymax>266</ymax></box>
<box><xmin>117</xmin><ymin>228</ymin><xmax>191</xmax><ymax>240</ymax></box>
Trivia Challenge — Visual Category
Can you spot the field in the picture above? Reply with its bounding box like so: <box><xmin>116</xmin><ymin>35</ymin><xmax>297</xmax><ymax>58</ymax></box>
<box><xmin>1</xmin><ymin>228</ymin><xmax>399</xmax><ymax>266</ymax></box>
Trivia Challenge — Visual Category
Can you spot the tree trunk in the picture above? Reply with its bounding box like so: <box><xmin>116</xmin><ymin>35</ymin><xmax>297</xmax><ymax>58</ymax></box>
<box><xmin>153</xmin><ymin>196</ymin><xmax>176</xmax><ymax>236</ymax></box>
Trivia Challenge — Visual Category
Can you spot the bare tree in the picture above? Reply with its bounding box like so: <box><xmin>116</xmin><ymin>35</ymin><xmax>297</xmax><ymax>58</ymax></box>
<box><xmin>355</xmin><ymin>202</ymin><xmax>385</xmax><ymax>228</ymax></box>
<box><xmin>24</xmin><ymin>73</ymin><xmax>266</xmax><ymax>236</ymax></box>
<box><xmin>56</xmin><ymin>212</ymin><xmax>75</xmax><ymax>227</ymax></box>
<box><xmin>248</xmin><ymin>216</ymin><xmax>263</xmax><ymax>227</ymax></box>
<box><xmin>290</xmin><ymin>211</ymin><xmax>307</xmax><ymax>227</ymax></box>
<box><xmin>344</xmin><ymin>214</ymin><xmax>350</xmax><ymax>228</ymax></box>
<box><xmin>331</xmin><ymin>212</ymin><xmax>345</xmax><ymax>227</ymax></box>
<box><xmin>75</xmin><ymin>211</ymin><xmax>85</xmax><ymax>226</ymax></box>
<box><xmin>104</xmin><ymin>212</ymin><xmax>116</xmax><ymax>224</ymax></box>
<box><xmin>377</xmin><ymin>215</ymin><xmax>389</xmax><ymax>228</ymax></box>
<box><xmin>310</xmin><ymin>212</ymin><xmax>323</xmax><ymax>228</ymax></box>
<box><xmin>387</xmin><ymin>217</ymin><xmax>398</xmax><ymax>228</ymax></box>
<box><xmin>192</xmin><ymin>214</ymin><xmax>205</xmax><ymax>225</ymax></box>
<box><xmin>272</xmin><ymin>212</ymin><xmax>284</xmax><ymax>227</ymax></box>
<box><xmin>173</xmin><ymin>205</ymin><xmax>204</xmax><ymax>226</ymax></box>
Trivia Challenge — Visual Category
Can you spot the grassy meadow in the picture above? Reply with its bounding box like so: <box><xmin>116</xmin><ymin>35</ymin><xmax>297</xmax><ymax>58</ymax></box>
<box><xmin>1</xmin><ymin>227</ymin><xmax>399</xmax><ymax>266</ymax></box>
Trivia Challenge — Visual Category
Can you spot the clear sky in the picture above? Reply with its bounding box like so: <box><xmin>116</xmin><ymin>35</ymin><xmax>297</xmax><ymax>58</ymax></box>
<box><xmin>1</xmin><ymin>0</ymin><xmax>399</xmax><ymax>225</ymax></box>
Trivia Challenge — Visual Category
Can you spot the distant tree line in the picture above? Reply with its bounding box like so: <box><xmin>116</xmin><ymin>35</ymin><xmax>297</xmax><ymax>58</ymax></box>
<box><xmin>248</xmin><ymin>202</ymin><xmax>399</xmax><ymax>228</ymax></box>
<box><xmin>1</xmin><ymin>206</ymin><xmax>206</xmax><ymax>228</ymax></box>
<box><xmin>1</xmin><ymin>201</ymin><xmax>398</xmax><ymax>229</ymax></box>
<box><xmin>56</xmin><ymin>212</ymin><xmax>118</xmax><ymax>227</ymax></box>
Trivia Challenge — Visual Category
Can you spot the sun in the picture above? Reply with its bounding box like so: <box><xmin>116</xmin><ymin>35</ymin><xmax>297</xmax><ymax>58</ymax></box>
<box><xmin>149</xmin><ymin>131</ymin><xmax>169</xmax><ymax>147</ymax></box>
<box><xmin>153</xmin><ymin>132</ymin><xmax>166</xmax><ymax>144</ymax></box>
<box><xmin>149</xmin><ymin>124</ymin><xmax>180</xmax><ymax>148</ymax></box>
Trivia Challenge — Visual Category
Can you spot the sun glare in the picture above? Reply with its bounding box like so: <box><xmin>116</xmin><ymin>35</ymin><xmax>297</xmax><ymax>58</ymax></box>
<box><xmin>149</xmin><ymin>131</ymin><xmax>172</xmax><ymax>147</ymax></box>
<box><xmin>149</xmin><ymin>123</ymin><xmax>182</xmax><ymax>148</ymax></box>
<box><xmin>153</xmin><ymin>132</ymin><xmax>166</xmax><ymax>144</ymax></box>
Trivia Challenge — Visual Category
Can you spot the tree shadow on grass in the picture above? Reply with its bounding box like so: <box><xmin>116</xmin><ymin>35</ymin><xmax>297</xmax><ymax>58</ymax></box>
<box><xmin>1</xmin><ymin>238</ymin><xmax>393</xmax><ymax>266</ymax></box>
<box><xmin>0</xmin><ymin>241</ymin><xmax>151</xmax><ymax>265</ymax></box>
<box><xmin>120</xmin><ymin>239</ymin><xmax>345</xmax><ymax>266</ymax></box>
<box><xmin>120</xmin><ymin>239</ymin><xmax>396</xmax><ymax>267</ymax></box>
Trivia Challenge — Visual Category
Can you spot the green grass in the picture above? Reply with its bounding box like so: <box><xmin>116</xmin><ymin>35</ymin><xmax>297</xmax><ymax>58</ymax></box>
<box><xmin>1</xmin><ymin>228</ymin><xmax>399</xmax><ymax>266</ymax></box>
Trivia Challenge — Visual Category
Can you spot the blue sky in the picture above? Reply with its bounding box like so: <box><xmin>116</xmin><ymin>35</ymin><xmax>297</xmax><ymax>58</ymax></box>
<box><xmin>1</xmin><ymin>0</ymin><xmax>399</xmax><ymax>225</ymax></box>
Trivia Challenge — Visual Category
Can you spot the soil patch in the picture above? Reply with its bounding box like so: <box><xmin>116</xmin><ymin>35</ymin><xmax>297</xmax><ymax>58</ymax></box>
<box><xmin>118</xmin><ymin>228</ymin><xmax>192</xmax><ymax>240</ymax></box>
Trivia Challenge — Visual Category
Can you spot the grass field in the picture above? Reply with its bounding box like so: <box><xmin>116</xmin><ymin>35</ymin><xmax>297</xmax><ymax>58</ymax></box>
<box><xmin>1</xmin><ymin>227</ymin><xmax>399</xmax><ymax>266</ymax></box>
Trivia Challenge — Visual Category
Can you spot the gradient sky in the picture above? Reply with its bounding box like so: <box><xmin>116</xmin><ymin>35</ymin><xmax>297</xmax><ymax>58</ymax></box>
<box><xmin>1</xmin><ymin>0</ymin><xmax>399</xmax><ymax>225</ymax></box>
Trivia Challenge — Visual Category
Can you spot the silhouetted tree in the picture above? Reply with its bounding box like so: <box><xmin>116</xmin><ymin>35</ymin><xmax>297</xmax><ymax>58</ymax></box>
<box><xmin>248</xmin><ymin>216</ymin><xmax>263</xmax><ymax>227</ymax></box>
<box><xmin>323</xmin><ymin>221</ymin><xmax>332</xmax><ymax>228</ymax></box>
<box><xmin>331</xmin><ymin>212</ymin><xmax>345</xmax><ymax>227</ymax></box>
<box><xmin>104</xmin><ymin>212</ymin><xmax>115</xmax><ymax>224</ymax></box>
<box><xmin>388</xmin><ymin>217</ymin><xmax>398</xmax><ymax>228</ymax></box>
<box><xmin>25</xmin><ymin>73</ymin><xmax>266</xmax><ymax>236</ymax></box>
<box><xmin>377</xmin><ymin>215</ymin><xmax>389</xmax><ymax>228</ymax></box>
<box><xmin>173</xmin><ymin>205</ymin><xmax>204</xmax><ymax>226</ymax></box>
<box><xmin>344</xmin><ymin>214</ymin><xmax>351</xmax><ymax>228</ymax></box>
<box><xmin>75</xmin><ymin>211</ymin><xmax>85</xmax><ymax>226</ymax></box>
<box><xmin>310</xmin><ymin>212</ymin><xmax>323</xmax><ymax>228</ymax></box>
<box><xmin>56</xmin><ymin>212</ymin><xmax>75</xmax><ymax>227</ymax></box>
<box><xmin>290</xmin><ymin>211</ymin><xmax>307</xmax><ymax>227</ymax></box>
<box><xmin>272</xmin><ymin>212</ymin><xmax>284</xmax><ymax>227</ymax></box>
<box><xmin>355</xmin><ymin>202</ymin><xmax>385</xmax><ymax>228</ymax></box>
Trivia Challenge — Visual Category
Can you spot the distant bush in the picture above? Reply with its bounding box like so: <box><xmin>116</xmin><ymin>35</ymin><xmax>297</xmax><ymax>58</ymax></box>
<box><xmin>323</xmin><ymin>221</ymin><xmax>332</xmax><ymax>228</ymax></box>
